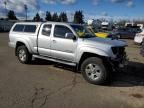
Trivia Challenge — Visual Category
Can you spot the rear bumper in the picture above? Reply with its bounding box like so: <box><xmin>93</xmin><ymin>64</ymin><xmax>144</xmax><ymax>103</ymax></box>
<box><xmin>8</xmin><ymin>42</ymin><xmax>15</xmax><ymax>48</ymax></box>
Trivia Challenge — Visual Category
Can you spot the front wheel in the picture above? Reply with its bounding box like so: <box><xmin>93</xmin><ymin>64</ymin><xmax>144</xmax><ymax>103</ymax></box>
<box><xmin>81</xmin><ymin>57</ymin><xmax>109</xmax><ymax>85</ymax></box>
<box><xmin>16</xmin><ymin>45</ymin><xmax>32</xmax><ymax>64</ymax></box>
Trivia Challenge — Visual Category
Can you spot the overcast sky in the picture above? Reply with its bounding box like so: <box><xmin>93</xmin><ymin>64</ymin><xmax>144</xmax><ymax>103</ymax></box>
<box><xmin>0</xmin><ymin>0</ymin><xmax>143</xmax><ymax>21</ymax></box>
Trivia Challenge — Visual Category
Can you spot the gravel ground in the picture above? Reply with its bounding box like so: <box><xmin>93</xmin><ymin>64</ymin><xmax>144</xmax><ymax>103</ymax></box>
<box><xmin>0</xmin><ymin>33</ymin><xmax>144</xmax><ymax>108</ymax></box>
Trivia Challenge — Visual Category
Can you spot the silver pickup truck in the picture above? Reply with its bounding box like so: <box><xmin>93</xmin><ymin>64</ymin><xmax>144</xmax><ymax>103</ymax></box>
<box><xmin>9</xmin><ymin>22</ymin><xmax>128</xmax><ymax>85</ymax></box>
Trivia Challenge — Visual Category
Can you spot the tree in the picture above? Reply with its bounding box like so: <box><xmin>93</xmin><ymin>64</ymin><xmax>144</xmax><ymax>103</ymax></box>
<box><xmin>117</xmin><ymin>20</ymin><xmax>128</xmax><ymax>27</ymax></box>
<box><xmin>33</xmin><ymin>13</ymin><xmax>41</xmax><ymax>21</ymax></box>
<box><xmin>45</xmin><ymin>11</ymin><xmax>52</xmax><ymax>21</ymax></box>
<box><xmin>7</xmin><ymin>10</ymin><xmax>17</xmax><ymax>20</ymax></box>
<box><xmin>59</xmin><ymin>12</ymin><xmax>68</xmax><ymax>22</ymax></box>
<box><xmin>74</xmin><ymin>10</ymin><xmax>84</xmax><ymax>24</ymax></box>
<box><xmin>52</xmin><ymin>12</ymin><xmax>59</xmax><ymax>22</ymax></box>
<box><xmin>0</xmin><ymin>18</ymin><xmax>4</xmax><ymax>20</ymax></box>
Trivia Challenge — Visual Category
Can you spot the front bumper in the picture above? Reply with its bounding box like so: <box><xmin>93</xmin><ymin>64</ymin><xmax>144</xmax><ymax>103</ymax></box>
<box><xmin>112</xmin><ymin>55</ymin><xmax>128</xmax><ymax>68</ymax></box>
<box><xmin>108</xmin><ymin>53</ymin><xmax>129</xmax><ymax>71</ymax></box>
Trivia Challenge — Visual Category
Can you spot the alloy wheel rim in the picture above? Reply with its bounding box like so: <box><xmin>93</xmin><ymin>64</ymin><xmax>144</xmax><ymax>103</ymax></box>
<box><xmin>18</xmin><ymin>49</ymin><xmax>26</xmax><ymax>62</ymax></box>
<box><xmin>85</xmin><ymin>63</ymin><xmax>102</xmax><ymax>81</ymax></box>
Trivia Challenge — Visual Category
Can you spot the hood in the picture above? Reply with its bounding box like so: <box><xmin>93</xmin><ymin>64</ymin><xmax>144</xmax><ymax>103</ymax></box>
<box><xmin>82</xmin><ymin>37</ymin><xmax>127</xmax><ymax>47</ymax></box>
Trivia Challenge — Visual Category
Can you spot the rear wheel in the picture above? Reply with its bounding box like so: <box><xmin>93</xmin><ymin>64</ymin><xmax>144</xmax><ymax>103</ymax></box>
<box><xmin>81</xmin><ymin>57</ymin><xmax>109</xmax><ymax>85</ymax></box>
<box><xmin>16</xmin><ymin>45</ymin><xmax>32</xmax><ymax>64</ymax></box>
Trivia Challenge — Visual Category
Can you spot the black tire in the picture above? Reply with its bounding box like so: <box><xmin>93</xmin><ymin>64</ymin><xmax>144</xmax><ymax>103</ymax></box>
<box><xmin>16</xmin><ymin>45</ymin><xmax>32</xmax><ymax>64</ymax></box>
<box><xmin>81</xmin><ymin>57</ymin><xmax>109</xmax><ymax>85</ymax></box>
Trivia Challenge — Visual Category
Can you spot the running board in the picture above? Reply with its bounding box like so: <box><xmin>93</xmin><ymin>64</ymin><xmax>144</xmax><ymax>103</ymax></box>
<box><xmin>33</xmin><ymin>55</ymin><xmax>76</xmax><ymax>66</ymax></box>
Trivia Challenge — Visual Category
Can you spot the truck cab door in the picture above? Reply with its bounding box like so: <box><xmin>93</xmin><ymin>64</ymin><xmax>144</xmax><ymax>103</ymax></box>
<box><xmin>51</xmin><ymin>25</ymin><xmax>77</xmax><ymax>62</ymax></box>
<box><xmin>37</xmin><ymin>24</ymin><xmax>52</xmax><ymax>57</ymax></box>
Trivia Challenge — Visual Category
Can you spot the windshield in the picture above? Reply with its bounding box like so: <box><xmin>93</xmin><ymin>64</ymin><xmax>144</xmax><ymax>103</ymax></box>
<box><xmin>71</xmin><ymin>25</ymin><xmax>95</xmax><ymax>38</ymax></box>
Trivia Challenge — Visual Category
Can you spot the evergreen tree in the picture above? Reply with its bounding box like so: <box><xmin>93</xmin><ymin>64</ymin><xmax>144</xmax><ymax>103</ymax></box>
<box><xmin>74</xmin><ymin>10</ymin><xmax>84</xmax><ymax>24</ymax></box>
<box><xmin>59</xmin><ymin>12</ymin><xmax>68</xmax><ymax>22</ymax></box>
<box><xmin>33</xmin><ymin>13</ymin><xmax>41</xmax><ymax>21</ymax></box>
<box><xmin>7</xmin><ymin>10</ymin><xmax>17</xmax><ymax>20</ymax></box>
<box><xmin>52</xmin><ymin>13</ymin><xmax>59</xmax><ymax>22</ymax></box>
<box><xmin>45</xmin><ymin>11</ymin><xmax>52</xmax><ymax>21</ymax></box>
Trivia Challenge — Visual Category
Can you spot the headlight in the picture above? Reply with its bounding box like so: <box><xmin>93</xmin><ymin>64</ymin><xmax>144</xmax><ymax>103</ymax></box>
<box><xmin>111</xmin><ymin>47</ymin><xmax>125</xmax><ymax>55</ymax></box>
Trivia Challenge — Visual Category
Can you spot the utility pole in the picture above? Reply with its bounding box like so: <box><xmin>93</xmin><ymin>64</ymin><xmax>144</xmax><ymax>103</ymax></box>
<box><xmin>24</xmin><ymin>4</ymin><xmax>28</xmax><ymax>21</ymax></box>
<box><xmin>4</xmin><ymin>0</ymin><xmax>8</xmax><ymax>18</ymax></box>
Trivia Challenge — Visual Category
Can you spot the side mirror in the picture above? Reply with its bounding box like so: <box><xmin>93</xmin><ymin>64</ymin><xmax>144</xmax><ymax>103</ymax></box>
<box><xmin>65</xmin><ymin>33</ymin><xmax>76</xmax><ymax>40</ymax></box>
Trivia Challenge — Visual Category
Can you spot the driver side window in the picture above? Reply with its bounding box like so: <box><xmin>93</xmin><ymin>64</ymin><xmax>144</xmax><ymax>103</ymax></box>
<box><xmin>54</xmin><ymin>25</ymin><xmax>72</xmax><ymax>38</ymax></box>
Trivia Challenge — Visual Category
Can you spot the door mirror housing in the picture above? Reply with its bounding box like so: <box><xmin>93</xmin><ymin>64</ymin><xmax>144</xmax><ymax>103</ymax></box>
<box><xmin>65</xmin><ymin>33</ymin><xmax>76</xmax><ymax>40</ymax></box>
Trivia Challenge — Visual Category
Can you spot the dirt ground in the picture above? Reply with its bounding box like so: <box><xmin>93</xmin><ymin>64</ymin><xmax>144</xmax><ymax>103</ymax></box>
<box><xmin>0</xmin><ymin>33</ymin><xmax>144</xmax><ymax>108</ymax></box>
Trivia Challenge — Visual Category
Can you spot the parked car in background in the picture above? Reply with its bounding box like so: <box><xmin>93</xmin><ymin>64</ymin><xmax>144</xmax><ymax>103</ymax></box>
<box><xmin>112</xmin><ymin>27</ymin><xmax>141</xmax><ymax>39</ymax></box>
<box><xmin>134</xmin><ymin>29</ymin><xmax>144</xmax><ymax>45</ymax></box>
<box><xmin>87</xmin><ymin>26</ymin><xmax>112</xmax><ymax>38</ymax></box>
<box><xmin>0</xmin><ymin>20</ymin><xmax>15</xmax><ymax>32</ymax></box>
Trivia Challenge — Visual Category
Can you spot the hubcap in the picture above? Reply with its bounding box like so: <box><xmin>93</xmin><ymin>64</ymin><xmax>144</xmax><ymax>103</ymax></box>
<box><xmin>18</xmin><ymin>49</ymin><xmax>26</xmax><ymax>62</ymax></box>
<box><xmin>85</xmin><ymin>63</ymin><xmax>102</xmax><ymax>81</ymax></box>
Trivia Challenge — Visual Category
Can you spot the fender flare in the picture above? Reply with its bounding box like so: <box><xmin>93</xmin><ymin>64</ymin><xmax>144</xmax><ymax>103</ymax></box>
<box><xmin>15</xmin><ymin>38</ymin><xmax>32</xmax><ymax>53</ymax></box>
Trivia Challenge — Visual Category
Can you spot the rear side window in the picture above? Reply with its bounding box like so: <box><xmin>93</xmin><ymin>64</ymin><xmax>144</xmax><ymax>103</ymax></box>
<box><xmin>13</xmin><ymin>24</ymin><xmax>24</xmax><ymax>32</ymax></box>
<box><xmin>13</xmin><ymin>24</ymin><xmax>36</xmax><ymax>33</ymax></box>
<box><xmin>24</xmin><ymin>25</ymin><xmax>36</xmax><ymax>33</ymax></box>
